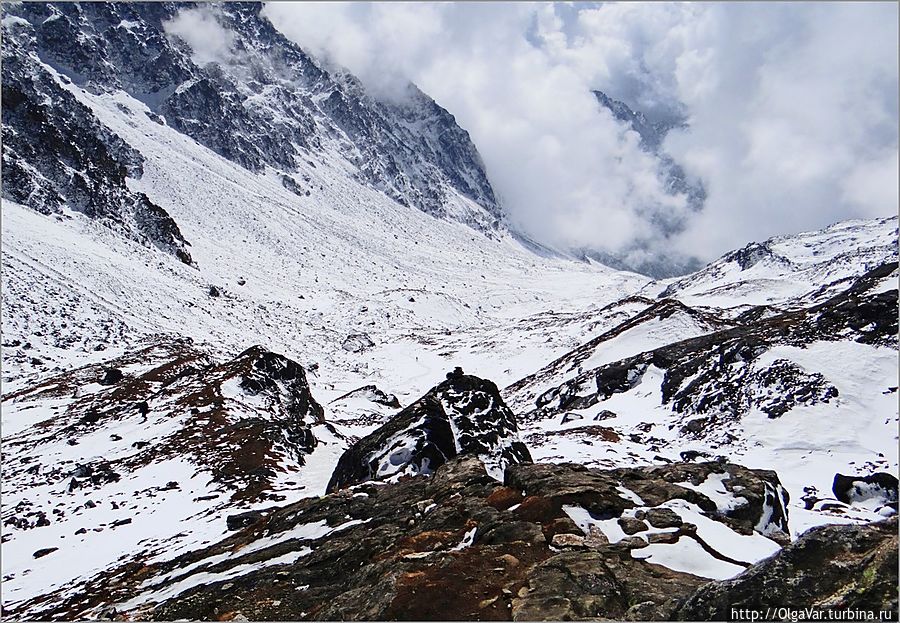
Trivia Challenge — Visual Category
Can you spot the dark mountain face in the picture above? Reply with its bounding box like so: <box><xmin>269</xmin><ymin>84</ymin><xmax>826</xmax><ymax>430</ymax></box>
<box><xmin>593</xmin><ymin>90</ymin><xmax>675</xmax><ymax>152</ymax></box>
<box><xmin>1</xmin><ymin>14</ymin><xmax>194</xmax><ymax>265</ymax></box>
<box><xmin>1</xmin><ymin>2</ymin><xmax>502</xmax><ymax>254</ymax></box>
<box><xmin>593</xmin><ymin>90</ymin><xmax>706</xmax><ymax>219</ymax></box>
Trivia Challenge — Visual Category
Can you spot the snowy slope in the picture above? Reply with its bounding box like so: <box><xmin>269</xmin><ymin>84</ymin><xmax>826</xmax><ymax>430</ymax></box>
<box><xmin>1</xmin><ymin>75</ymin><xmax>646</xmax><ymax>392</ymax></box>
<box><xmin>2</xmin><ymin>2</ymin><xmax>898</xmax><ymax>618</ymax></box>
<box><xmin>653</xmin><ymin>216</ymin><xmax>898</xmax><ymax>310</ymax></box>
<box><xmin>1</xmin><ymin>18</ymin><xmax>648</xmax><ymax>609</ymax></box>
<box><xmin>510</xmin><ymin>262</ymin><xmax>899</xmax><ymax>539</ymax></box>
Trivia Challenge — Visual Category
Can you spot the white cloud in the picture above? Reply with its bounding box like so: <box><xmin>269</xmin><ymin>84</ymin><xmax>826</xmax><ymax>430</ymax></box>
<box><xmin>163</xmin><ymin>7</ymin><xmax>236</xmax><ymax>67</ymax></box>
<box><xmin>263</xmin><ymin>2</ymin><xmax>897</xmax><ymax>261</ymax></box>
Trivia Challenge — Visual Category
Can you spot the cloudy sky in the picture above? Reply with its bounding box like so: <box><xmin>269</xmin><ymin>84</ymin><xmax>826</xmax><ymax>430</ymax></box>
<box><xmin>262</xmin><ymin>2</ymin><xmax>898</xmax><ymax>262</ymax></box>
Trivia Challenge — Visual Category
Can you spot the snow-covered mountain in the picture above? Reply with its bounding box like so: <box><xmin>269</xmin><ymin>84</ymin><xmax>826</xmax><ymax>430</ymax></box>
<box><xmin>1</xmin><ymin>2</ymin><xmax>897</xmax><ymax>620</ymax></box>
<box><xmin>2</xmin><ymin>2</ymin><xmax>500</xmax><ymax>250</ymax></box>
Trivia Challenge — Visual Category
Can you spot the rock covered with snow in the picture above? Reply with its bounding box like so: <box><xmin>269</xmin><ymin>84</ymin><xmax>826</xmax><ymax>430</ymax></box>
<box><xmin>832</xmin><ymin>472</ymin><xmax>898</xmax><ymax>512</ymax></box>
<box><xmin>11</xmin><ymin>455</ymin><xmax>863</xmax><ymax>621</ymax></box>
<box><xmin>521</xmin><ymin>261</ymin><xmax>896</xmax><ymax>428</ymax></box>
<box><xmin>331</xmin><ymin>384</ymin><xmax>401</xmax><ymax>409</ymax></box>
<box><xmin>673</xmin><ymin>517</ymin><xmax>898</xmax><ymax>619</ymax></box>
<box><xmin>326</xmin><ymin>372</ymin><xmax>532</xmax><ymax>492</ymax></box>
<box><xmin>0</xmin><ymin>2</ymin><xmax>897</xmax><ymax>617</ymax></box>
<box><xmin>508</xmin><ymin>259</ymin><xmax>898</xmax><ymax>536</ymax></box>
<box><xmin>340</xmin><ymin>333</ymin><xmax>375</xmax><ymax>353</ymax></box>
<box><xmin>506</xmin><ymin>460</ymin><xmax>790</xmax><ymax>546</ymax></box>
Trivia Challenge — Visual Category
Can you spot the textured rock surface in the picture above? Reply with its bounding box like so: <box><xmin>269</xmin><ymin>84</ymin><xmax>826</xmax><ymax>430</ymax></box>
<box><xmin>3</xmin><ymin>339</ymin><xmax>326</xmax><ymax>515</ymax></box>
<box><xmin>11</xmin><ymin>455</ymin><xmax>818</xmax><ymax>621</ymax></box>
<box><xmin>1</xmin><ymin>13</ymin><xmax>193</xmax><ymax>264</ymax></box>
<box><xmin>674</xmin><ymin>518</ymin><xmax>899</xmax><ymax>620</ymax></box>
<box><xmin>327</xmin><ymin>372</ymin><xmax>532</xmax><ymax>492</ymax></box>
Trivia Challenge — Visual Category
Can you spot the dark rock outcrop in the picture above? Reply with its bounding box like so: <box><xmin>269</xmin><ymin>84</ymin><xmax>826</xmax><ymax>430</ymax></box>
<box><xmin>326</xmin><ymin>373</ymin><xmax>532</xmax><ymax>493</ymax></box>
<box><xmin>674</xmin><ymin>518</ymin><xmax>898</xmax><ymax>620</ymax></box>
<box><xmin>99</xmin><ymin>368</ymin><xmax>124</xmax><ymax>386</ymax></box>
<box><xmin>506</xmin><ymin>460</ymin><xmax>790</xmax><ymax>543</ymax></box>
<box><xmin>833</xmin><ymin>473</ymin><xmax>898</xmax><ymax>508</ymax></box>
<box><xmin>331</xmin><ymin>385</ymin><xmax>401</xmax><ymax>409</ymax></box>
<box><xmin>14</xmin><ymin>456</ymin><xmax>826</xmax><ymax>621</ymax></box>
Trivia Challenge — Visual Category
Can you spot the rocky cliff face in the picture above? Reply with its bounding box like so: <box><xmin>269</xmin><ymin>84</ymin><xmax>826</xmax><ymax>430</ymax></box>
<box><xmin>1</xmin><ymin>2</ymin><xmax>501</xmax><ymax>245</ymax></box>
<box><xmin>1</xmin><ymin>13</ymin><xmax>194</xmax><ymax>264</ymax></box>
<box><xmin>1</xmin><ymin>3</ymin><xmax>897</xmax><ymax>619</ymax></box>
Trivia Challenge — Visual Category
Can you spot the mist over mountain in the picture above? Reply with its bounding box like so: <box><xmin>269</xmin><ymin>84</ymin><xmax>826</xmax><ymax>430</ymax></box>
<box><xmin>1</xmin><ymin>2</ymin><xmax>897</xmax><ymax>621</ymax></box>
<box><xmin>265</xmin><ymin>2</ymin><xmax>898</xmax><ymax>265</ymax></box>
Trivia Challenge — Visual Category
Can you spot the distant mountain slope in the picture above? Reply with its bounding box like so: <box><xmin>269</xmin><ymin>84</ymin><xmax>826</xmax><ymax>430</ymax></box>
<box><xmin>657</xmin><ymin>216</ymin><xmax>899</xmax><ymax>310</ymax></box>
<box><xmin>1</xmin><ymin>2</ymin><xmax>501</xmax><ymax>238</ymax></box>
<box><xmin>585</xmin><ymin>90</ymin><xmax>706</xmax><ymax>278</ymax></box>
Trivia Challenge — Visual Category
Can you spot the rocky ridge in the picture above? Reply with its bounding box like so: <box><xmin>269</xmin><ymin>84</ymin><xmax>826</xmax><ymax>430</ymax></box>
<box><xmin>514</xmin><ymin>261</ymin><xmax>897</xmax><ymax>427</ymax></box>
<box><xmin>8</xmin><ymin>454</ymin><xmax>855</xmax><ymax>621</ymax></box>
<box><xmin>0</xmin><ymin>339</ymin><xmax>343</xmax><ymax>608</ymax></box>
<box><xmin>1</xmin><ymin>1</ymin><xmax>501</xmax><ymax>249</ymax></box>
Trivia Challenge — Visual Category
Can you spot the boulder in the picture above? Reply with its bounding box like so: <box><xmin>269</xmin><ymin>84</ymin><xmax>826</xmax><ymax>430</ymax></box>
<box><xmin>331</xmin><ymin>385</ymin><xmax>401</xmax><ymax>409</ymax></box>
<box><xmin>341</xmin><ymin>334</ymin><xmax>375</xmax><ymax>353</ymax></box>
<box><xmin>326</xmin><ymin>373</ymin><xmax>532</xmax><ymax>492</ymax></box>
<box><xmin>645</xmin><ymin>507</ymin><xmax>683</xmax><ymax>529</ymax></box>
<box><xmin>99</xmin><ymin>368</ymin><xmax>123</xmax><ymax>386</ymax></box>
<box><xmin>226</xmin><ymin>511</ymin><xmax>264</xmax><ymax>531</ymax></box>
<box><xmin>833</xmin><ymin>472</ymin><xmax>898</xmax><ymax>507</ymax></box>
<box><xmin>674</xmin><ymin>518</ymin><xmax>898</xmax><ymax>619</ymax></box>
<box><xmin>618</xmin><ymin>516</ymin><xmax>649</xmax><ymax>535</ymax></box>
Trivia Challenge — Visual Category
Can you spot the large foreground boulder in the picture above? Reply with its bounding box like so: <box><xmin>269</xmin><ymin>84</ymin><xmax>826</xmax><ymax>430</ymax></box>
<box><xmin>674</xmin><ymin>518</ymin><xmax>898</xmax><ymax>620</ymax></box>
<box><xmin>326</xmin><ymin>371</ymin><xmax>532</xmax><ymax>492</ymax></box>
